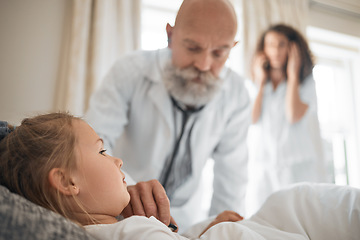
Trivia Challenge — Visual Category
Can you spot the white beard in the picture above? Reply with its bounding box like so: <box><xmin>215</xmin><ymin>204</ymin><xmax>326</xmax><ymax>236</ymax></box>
<box><xmin>163</xmin><ymin>61</ymin><xmax>223</xmax><ymax>107</ymax></box>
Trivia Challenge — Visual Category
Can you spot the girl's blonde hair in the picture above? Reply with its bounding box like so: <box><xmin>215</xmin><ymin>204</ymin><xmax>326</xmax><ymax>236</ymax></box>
<box><xmin>0</xmin><ymin>112</ymin><xmax>82</xmax><ymax>223</ymax></box>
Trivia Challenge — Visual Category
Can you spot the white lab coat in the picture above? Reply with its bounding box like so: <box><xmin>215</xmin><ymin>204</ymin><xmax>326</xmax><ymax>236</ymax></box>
<box><xmin>86</xmin><ymin>48</ymin><xmax>251</xmax><ymax>231</ymax></box>
<box><xmin>246</xmin><ymin>76</ymin><xmax>329</xmax><ymax>216</ymax></box>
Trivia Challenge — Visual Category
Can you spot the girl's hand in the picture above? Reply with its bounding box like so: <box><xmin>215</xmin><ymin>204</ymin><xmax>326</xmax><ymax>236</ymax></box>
<box><xmin>252</xmin><ymin>53</ymin><xmax>268</xmax><ymax>87</ymax></box>
<box><xmin>199</xmin><ymin>211</ymin><xmax>243</xmax><ymax>237</ymax></box>
<box><xmin>287</xmin><ymin>42</ymin><xmax>301</xmax><ymax>82</ymax></box>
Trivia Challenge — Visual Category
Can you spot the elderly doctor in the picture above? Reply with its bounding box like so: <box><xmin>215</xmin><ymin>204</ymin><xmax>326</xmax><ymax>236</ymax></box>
<box><xmin>86</xmin><ymin>0</ymin><xmax>250</xmax><ymax>232</ymax></box>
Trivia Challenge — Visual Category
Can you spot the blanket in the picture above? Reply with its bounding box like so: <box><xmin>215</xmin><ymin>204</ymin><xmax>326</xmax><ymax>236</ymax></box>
<box><xmin>183</xmin><ymin>182</ymin><xmax>360</xmax><ymax>240</ymax></box>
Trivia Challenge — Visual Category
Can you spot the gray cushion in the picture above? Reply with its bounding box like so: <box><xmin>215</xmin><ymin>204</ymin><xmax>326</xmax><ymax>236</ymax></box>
<box><xmin>0</xmin><ymin>185</ymin><xmax>97</xmax><ymax>240</ymax></box>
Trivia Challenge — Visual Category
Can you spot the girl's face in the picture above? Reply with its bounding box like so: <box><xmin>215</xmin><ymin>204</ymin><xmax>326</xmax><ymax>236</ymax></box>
<box><xmin>263</xmin><ymin>31</ymin><xmax>289</xmax><ymax>70</ymax></box>
<box><xmin>71</xmin><ymin>120</ymin><xmax>130</xmax><ymax>222</ymax></box>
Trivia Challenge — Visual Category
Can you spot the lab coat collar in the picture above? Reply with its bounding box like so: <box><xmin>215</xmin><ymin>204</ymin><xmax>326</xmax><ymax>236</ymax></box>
<box><xmin>147</xmin><ymin>48</ymin><xmax>174</xmax><ymax>132</ymax></box>
<box><xmin>146</xmin><ymin>48</ymin><xmax>171</xmax><ymax>83</ymax></box>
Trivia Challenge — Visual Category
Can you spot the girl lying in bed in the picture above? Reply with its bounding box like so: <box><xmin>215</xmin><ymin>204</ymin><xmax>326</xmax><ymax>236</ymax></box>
<box><xmin>0</xmin><ymin>113</ymin><xmax>359</xmax><ymax>240</ymax></box>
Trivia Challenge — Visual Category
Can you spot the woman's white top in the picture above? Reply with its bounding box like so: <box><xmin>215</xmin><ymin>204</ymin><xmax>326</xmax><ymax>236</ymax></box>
<box><xmin>246</xmin><ymin>75</ymin><xmax>329</xmax><ymax>216</ymax></box>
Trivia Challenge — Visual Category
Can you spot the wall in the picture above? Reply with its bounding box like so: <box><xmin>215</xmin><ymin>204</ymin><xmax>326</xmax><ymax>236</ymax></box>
<box><xmin>0</xmin><ymin>0</ymin><xmax>69</xmax><ymax>125</ymax></box>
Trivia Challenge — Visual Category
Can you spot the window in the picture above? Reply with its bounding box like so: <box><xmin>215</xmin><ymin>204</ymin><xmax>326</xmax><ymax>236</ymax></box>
<box><xmin>308</xmin><ymin>26</ymin><xmax>360</xmax><ymax>187</ymax></box>
<box><xmin>141</xmin><ymin>0</ymin><xmax>182</xmax><ymax>50</ymax></box>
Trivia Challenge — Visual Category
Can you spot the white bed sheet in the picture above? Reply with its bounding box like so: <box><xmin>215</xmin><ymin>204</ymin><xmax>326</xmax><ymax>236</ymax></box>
<box><xmin>183</xmin><ymin>182</ymin><xmax>360</xmax><ymax>240</ymax></box>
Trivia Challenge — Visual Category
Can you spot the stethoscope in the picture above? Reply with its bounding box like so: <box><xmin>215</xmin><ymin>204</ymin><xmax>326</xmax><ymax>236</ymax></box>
<box><xmin>160</xmin><ymin>96</ymin><xmax>204</xmax><ymax>192</ymax></box>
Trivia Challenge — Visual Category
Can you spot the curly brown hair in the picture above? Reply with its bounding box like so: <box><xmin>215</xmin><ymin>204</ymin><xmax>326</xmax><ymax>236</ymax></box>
<box><xmin>254</xmin><ymin>23</ymin><xmax>314</xmax><ymax>83</ymax></box>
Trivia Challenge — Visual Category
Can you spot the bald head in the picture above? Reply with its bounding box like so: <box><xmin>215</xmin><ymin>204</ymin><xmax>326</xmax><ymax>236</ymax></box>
<box><xmin>174</xmin><ymin>0</ymin><xmax>237</xmax><ymax>38</ymax></box>
<box><xmin>166</xmin><ymin>0</ymin><xmax>238</xmax><ymax>79</ymax></box>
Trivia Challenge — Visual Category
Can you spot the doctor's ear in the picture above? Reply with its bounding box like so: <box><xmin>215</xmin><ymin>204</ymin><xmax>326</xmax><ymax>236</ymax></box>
<box><xmin>48</xmin><ymin>168</ymin><xmax>79</xmax><ymax>196</ymax></box>
<box><xmin>166</xmin><ymin>23</ymin><xmax>173</xmax><ymax>47</ymax></box>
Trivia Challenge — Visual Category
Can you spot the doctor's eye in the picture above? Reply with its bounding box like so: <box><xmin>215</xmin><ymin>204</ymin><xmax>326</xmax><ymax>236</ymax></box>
<box><xmin>212</xmin><ymin>49</ymin><xmax>226</xmax><ymax>58</ymax></box>
<box><xmin>187</xmin><ymin>46</ymin><xmax>201</xmax><ymax>53</ymax></box>
<box><xmin>99</xmin><ymin>149</ymin><xmax>107</xmax><ymax>156</ymax></box>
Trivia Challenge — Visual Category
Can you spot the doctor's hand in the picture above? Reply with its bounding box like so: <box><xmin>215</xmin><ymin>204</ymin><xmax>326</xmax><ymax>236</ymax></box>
<box><xmin>199</xmin><ymin>210</ymin><xmax>244</xmax><ymax>237</ymax></box>
<box><xmin>121</xmin><ymin>179</ymin><xmax>178</xmax><ymax>232</ymax></box>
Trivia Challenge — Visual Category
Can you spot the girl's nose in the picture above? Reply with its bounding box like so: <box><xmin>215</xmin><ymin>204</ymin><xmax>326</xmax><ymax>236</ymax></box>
<box><xmin>114</xmin><ymin>157</ymin><xmax>123</xmax><ymax>168</ymax></box>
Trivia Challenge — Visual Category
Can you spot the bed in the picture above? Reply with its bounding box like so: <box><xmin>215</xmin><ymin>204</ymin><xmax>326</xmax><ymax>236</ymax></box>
<box><xmin>1</xmin><ymin>182</ymin><xmax>359</xmax><ymax>239</ymax></box>
<box><xmin>182</xmin><ymin>182</ymin><xmax>360</xmax><ymax>239</ymax></box>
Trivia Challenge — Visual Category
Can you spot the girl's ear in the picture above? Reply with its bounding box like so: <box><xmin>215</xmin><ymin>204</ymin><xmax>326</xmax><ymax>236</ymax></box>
<box><xmin>48</xmin><ymin>168</ymin><xmax>79</xmax><ymax>196</ymax></box>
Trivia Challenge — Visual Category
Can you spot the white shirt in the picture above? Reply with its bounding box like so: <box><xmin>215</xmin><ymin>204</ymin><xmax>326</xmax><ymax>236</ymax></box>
<box><xmin>86</xmin><ymin>48</ymin><xmax>251</xmax><ymax>231</ymax></box>
<box><xmin>85</xmin><ymin>216</ymin><xmax>188</xmax><ymax>240</ymax></box>
<box><xmin>85</xmin><ymin>216</ymin><xmax>304</xmax><ymax>240</ymax></box>
<box><xmin>246</xmin><ymin>76</ymin><xmax>328</xmax><ymax>216</ymax></box>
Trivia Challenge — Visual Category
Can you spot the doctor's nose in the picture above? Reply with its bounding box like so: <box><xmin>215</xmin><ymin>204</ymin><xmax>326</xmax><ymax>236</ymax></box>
<box><xmin>194</xmin><ymin>52</ymin><xmax>212</xmax><ymax>72</ymax></box>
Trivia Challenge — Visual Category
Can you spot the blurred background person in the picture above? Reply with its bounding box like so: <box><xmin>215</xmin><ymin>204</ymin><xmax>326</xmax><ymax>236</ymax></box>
<box><xmin>246</xmin><ymin>23</ymin><xmax>330</xmax><ymax>216</ymax></box>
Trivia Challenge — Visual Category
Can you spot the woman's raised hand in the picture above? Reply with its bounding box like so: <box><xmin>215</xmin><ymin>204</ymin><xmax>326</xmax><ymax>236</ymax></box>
<box><xmin>286</xmin><ymin>42</ymin><xmax>301</xmax><ymax>82</ymax></box>
<box><xmin>252</xmin><ymin>53</ymin><xmax>268</xmax><ymax>87</ymax></box>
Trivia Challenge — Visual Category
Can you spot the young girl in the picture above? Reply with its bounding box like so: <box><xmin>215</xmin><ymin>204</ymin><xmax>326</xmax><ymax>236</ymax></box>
<box><xmin>0</xmin><ymin>112</ymin><xmax>242</xmax><ymax>239</ymax></box>
<box><xmin>0</xmin><ymin>113</ymin><xmax>358</xmax><ymax>239</ymax></box>
<box><xmin>246</xmin><ymin>24</ymin><xmax>330</xmax><ymax>216</ymax></box>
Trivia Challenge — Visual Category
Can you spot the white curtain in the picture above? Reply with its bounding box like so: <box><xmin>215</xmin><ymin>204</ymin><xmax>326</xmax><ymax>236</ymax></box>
<box><xmin>232</xmin><ymin>0</ymin><xmax>309</xmax><ymax>77</ymax></box>
<box><xmin>55</xmin><ymin>0</ymin><xmax>141</xmax><ymax>116</ymax></box>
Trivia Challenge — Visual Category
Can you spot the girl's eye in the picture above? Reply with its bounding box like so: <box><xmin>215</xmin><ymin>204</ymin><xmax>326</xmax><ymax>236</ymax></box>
<box><xmin>99</xmin><ymin>149</ymin><xmax>107</xmax><ymax>156</ymax></box>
